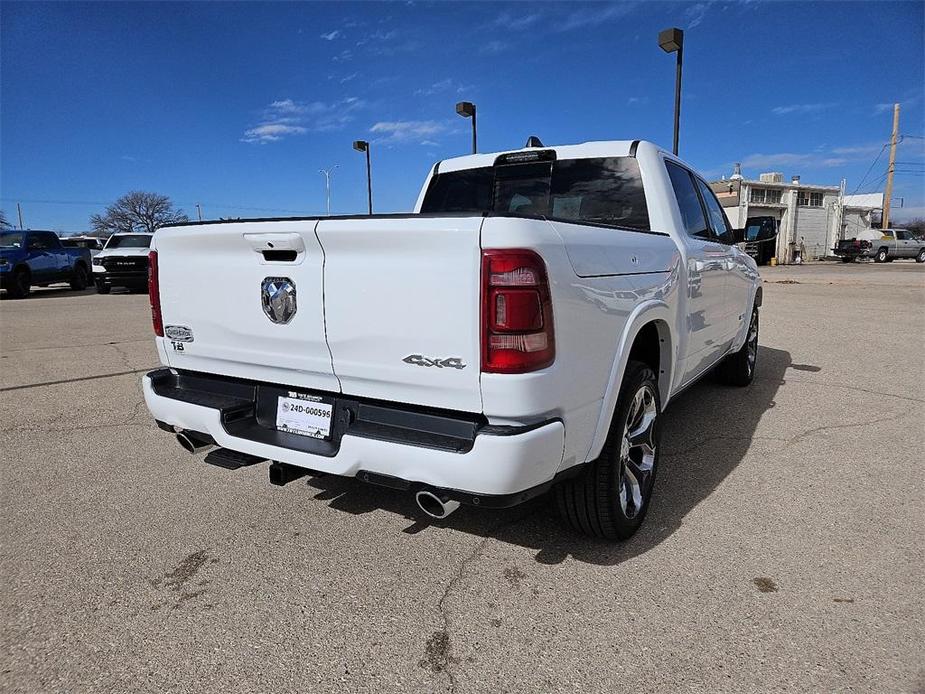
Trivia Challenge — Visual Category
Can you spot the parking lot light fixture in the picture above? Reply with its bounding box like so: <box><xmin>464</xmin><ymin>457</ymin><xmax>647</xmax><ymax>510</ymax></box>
<box><xmin>658</xmin><ymin>27</ymin><xmax>684</xmax><ymax>156</ymax></box>
<box><xmin>455</xmin><ymin>101</ymin><xmax>477</xmax><ymax>154</ymax></box>
<box><xmin>353</xmin><ymin>140</ymin><xmax>372</xmax><ymax>215</ymax></box>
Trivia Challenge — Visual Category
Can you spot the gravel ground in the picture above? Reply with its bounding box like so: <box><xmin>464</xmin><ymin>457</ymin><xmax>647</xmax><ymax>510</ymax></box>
<box><xmin>1</xmin><ymin>263</ymin><xmax>923</xmax><ymax>693</ymax></box>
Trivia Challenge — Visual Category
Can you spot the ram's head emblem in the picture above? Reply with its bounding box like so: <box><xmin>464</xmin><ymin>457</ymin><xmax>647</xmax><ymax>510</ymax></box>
<box><xmin>261</xmin><ymin>277</ymin><xmax>297</xmax><ymax>324</ymax></box>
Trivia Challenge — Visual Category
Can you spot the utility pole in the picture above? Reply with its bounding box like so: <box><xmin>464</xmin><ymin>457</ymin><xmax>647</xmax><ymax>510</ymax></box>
<box><xmin>319</xmin><ymin>166</ymin><xmax>339</xmax><ymax>216</ymax></box>
<box><xmin>196</xmin><ymin>203</ymin><xmax>203</xmax><ymax>222</ymax></box>
<box><xmin>17</xmin><ymin>202</ymin><xmax>24</xmax><ymax>230</ymax></box>
<box><xmin>882</xmin><ymin>102</ymin><xmax>900</xmax><ymax>229</ymax></box>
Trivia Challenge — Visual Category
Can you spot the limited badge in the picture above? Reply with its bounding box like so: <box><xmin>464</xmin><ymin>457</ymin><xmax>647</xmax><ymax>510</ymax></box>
<box><xmin>164</xmin><ymin>325</ymin><xmax>194</xmax><ymax>342</ymax></box>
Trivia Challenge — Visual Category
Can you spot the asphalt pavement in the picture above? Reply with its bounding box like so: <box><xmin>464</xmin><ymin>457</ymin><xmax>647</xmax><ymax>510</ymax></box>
<box><xmin>1</xmin><ymin>263</ymin><xmax>923</xmax><ymax>693</ymax></box>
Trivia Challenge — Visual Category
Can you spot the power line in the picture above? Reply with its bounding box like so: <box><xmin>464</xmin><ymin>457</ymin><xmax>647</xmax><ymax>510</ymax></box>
<box><xmin>850</xmin><ymin>143</ymin><xmax>889</xmax><ymax>194</ymax></box>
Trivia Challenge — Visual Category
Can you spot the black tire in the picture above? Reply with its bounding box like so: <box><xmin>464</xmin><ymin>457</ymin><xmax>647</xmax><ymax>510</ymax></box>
<box><xmin>840</xmin><ymin>256</ymin><xmax>853</xmax><ymax>263</ymax></box>
<box><xmin>69</xmin><ymin>264</ymin><xmax>89</xmax><ymax>290</ymax></box>
<box><xmin>875</xmin><ymin>248</ymin><xmax>888</xmax><ymax>263</ymax></box>
<box><xmin>555</xmin><ymin>360</ymin><xmax>661</xmax><ymax>540</ymax></box>
<box><xmin>7</xmin><ymin>268</ymin><xmax>31</xmax><ymax>299</ymax></box>
<box><xmin>916</xmin><ymin>249</ymin><xmax>925</xmax><ymax>263</ymax></box>
<box><xmin>717</xmin><ymin>305</ymin><xmax>759</xmax><ymax>387</ymax></box>
<box><xmin>96</xmin><ymin>282</ymin><xmax>111</xmax><ymax>295</ymax></box>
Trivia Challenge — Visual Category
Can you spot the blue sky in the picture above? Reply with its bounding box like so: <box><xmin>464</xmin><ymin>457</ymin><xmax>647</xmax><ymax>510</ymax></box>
<box><xmin>2</xmin><ymin>1</ymin><xmax>923</xmax><ymax>231</ymax></box>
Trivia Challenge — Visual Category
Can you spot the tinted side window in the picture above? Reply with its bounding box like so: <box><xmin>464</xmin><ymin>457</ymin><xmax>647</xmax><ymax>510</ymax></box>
<box><xmin>549</xmin><ymin>157</ymin><xmax>650</xmax><ymax>230</ymax></box>
<box><xmin>28</xmin><ymin>233</ymin><xmax>51</xmax><ymax>250</ymax></box>
<box><xmin>420</xmin><ymin>167</ymin><xmax>493</xmax><ymax>213</ymax></box>
<box><xmin>696</xmin><ymin>177</ymin><xmax>732</xmax><ymax>242</ymax></box>
<box><xmin>665</xmin><ymin>161</ymin><xmax>709</xmax><ymax>239</ymax></box>
<box><xmin>41</xmin><ymin>232</ymin><xmax>62</xmax><ymax>249</ymax></box>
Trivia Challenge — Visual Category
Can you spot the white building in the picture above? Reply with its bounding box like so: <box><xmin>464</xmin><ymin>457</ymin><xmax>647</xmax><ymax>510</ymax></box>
<box><xmin>711</xmin><ymin>166</ymin><xmax>883</xmax><ymax>263</ymax></box>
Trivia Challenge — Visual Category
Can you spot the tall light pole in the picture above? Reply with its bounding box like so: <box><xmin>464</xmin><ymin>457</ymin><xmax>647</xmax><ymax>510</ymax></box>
<box><xmin>353</xmin><ymin>140</ymin><xmax>372</xmax><ymax>215</ymax></box>
<box><xmin>658</xmin><ymin>27</ymin><xmax>684</xmax><ymax>156</ymax></box>
<box><xmin>319</xmin><ymin>165</ymin><xmax>339</xmax><ymax>216</ymax></box>
<box><xmin>456</xmin><ymin>101</ymin><xmax>477</xmax><ymax>154</ymax></box>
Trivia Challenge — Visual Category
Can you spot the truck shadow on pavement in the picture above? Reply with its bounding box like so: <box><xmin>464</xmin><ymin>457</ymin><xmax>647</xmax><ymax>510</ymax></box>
<box><xmin>305</xmin><ymin>345</ymin><xmax>792</xmax><ymax>566</ymax></box>
<box><xmin>0</xmin><ymin>287</ymin><xmax>98</xmax><ymax>301</ymax></box>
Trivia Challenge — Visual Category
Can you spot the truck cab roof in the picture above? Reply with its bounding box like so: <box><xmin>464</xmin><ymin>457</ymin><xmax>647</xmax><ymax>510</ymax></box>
<box><xmin>435</xmin><ymin>139</ymin><xmax>664</xmax><ymax>173</ymax></box>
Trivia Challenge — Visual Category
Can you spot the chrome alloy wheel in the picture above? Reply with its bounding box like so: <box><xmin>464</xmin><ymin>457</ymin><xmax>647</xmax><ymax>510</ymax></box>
<box><xmin>618</xmin><ymin>384</ymin><xmax>658</xmax><ymax>519</ymax></box>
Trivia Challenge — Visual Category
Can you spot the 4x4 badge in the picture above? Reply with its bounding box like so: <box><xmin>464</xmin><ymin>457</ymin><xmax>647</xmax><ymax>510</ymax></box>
<box><xmin>402</xmin><ymin>354</ymin><xmax>466</xmax><ymax>370</ymax></box>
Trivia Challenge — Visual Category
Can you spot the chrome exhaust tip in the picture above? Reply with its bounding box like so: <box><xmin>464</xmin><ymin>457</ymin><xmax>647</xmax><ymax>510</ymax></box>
<box><xmin>176</xmin><ymin>430</ymin><xmax>213</xmax><ymax>454</ymax></box>
<box><xmin>415</xmin><ymin>490</ymin><xmax>461</xmax><ymax>520</ymax></box>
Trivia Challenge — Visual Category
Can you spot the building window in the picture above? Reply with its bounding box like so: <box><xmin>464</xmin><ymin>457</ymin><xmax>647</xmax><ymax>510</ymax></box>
<box><xmin>749</xmin><ymin>188</ymin><xmax>782</xmax><ymax>205</ymax></box>
<box><xmin>798</xmin><ymin>191</ymin><xmax>825</xmax><ymax>207</ymax></box>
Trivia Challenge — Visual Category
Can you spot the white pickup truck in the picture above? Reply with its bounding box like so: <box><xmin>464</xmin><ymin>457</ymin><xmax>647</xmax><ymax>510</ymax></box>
<box><xmin>142</xmin><ymin>140</ymin><xmax>772</xmax><ymax>540</ymax></box>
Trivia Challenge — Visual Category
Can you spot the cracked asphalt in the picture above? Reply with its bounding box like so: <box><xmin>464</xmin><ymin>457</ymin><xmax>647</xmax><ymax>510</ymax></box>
<box><xmin>1</xmin><ymin>264</ymin><xmax>923</xmax><ymax>693</ymax></box>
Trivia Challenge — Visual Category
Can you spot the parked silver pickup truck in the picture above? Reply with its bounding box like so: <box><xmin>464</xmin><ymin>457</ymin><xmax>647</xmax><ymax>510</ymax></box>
<box><xmin>834</xmin><ymin>229</ymin><xmax>925</xmax><ymax>263</ymax></box>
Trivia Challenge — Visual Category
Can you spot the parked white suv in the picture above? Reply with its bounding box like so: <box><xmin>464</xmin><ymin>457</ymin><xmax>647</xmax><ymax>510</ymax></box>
<box><xmin>142</xmin><ymin>140</ymin><xmax>773</xmax><ymax>539</ymax></box>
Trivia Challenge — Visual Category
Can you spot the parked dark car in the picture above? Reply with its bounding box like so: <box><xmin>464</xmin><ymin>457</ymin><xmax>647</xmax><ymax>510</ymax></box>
<box><xmin>0</xmin><ymin>230</ymin><xmax>92</xmax><ymax>299</ymax></box>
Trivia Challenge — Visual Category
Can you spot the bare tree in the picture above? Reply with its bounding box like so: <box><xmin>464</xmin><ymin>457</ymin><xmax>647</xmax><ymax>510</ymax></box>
<box><xmin>895</xmin><ymin>217</ymin><xmax>925</xmax><ymax>237</ymax></box>
<box><xmin>90</xmin><ymin>191</ymin><xmax>188</xmax><ymax>235</ymax></box>
<box><xmin>0</xmin><ymin>209</ymin><xmax>10</xmax><ymax>229</ymax></box>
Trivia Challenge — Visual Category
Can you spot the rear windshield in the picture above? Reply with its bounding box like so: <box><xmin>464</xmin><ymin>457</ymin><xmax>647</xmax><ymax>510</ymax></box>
<box><xmin>62</xmin><ymin>238</ymin><xmax>101</xmax><ymax>249</ymax></box>
<box><xmin>0</xmin><ymin>232</ymin><xmax>24</xmax><ymax>248</ymax></box>
<box><xmin>105</xmin><ymin>234</ymin><xmax>152</xmax><ymax>249</ymax></box>
<box><xmin>421</xmin><ymin>156</ymin><xmax>650</xmax><ymax>231</ymax></box>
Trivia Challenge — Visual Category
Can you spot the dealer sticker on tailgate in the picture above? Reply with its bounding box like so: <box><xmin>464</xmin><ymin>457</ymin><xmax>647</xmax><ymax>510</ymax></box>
<box><xmin>275</xmin><ymin>392</ymin><xmax>333</xmax><ymax>439</ymax></box>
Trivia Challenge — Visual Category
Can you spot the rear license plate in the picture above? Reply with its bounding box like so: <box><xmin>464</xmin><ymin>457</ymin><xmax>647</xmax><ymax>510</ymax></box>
<box><xmin>275</xmin><ymin>393</ymin><xmax>333</xmax><ymax>439</ymax></box>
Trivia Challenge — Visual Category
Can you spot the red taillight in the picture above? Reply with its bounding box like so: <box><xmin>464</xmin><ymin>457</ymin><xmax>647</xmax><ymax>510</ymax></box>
<box><xmin>148</xmin><ymin>250</ymin><xmax>163</xmax><ymax>337</ymax></box>
<box><xmin>481</xmin><ymin>249</ymin><xmax>555</xmax><ymax>373</ymax></box>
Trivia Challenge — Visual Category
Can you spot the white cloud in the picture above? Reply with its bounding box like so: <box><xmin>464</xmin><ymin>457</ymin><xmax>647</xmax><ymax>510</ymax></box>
<box><xmin>340</xmin><ymin>72</ymin><xmax>359</xmax><ymax>83</ymax></box>
<box><xmin>831</xmin><ymin>145</ymin><xmax>883</xmax><ymax>156</ymax></box>
<box><xmin>559</xmin><ymin>2</ymin><xmax>637</xmax><ymax>31</ymax></box>
<box><xmin>771</xmin><ymin>103</ymin><xmax>836</xmax><ymax>116</ymax></box>
<box><xmin>242</xmin><ymin>98</ymin><xmax>365</xmax><ymax>143</ymax></box>
<box><xmin>370</xmin><ymin>120</ymin><xmax>446</xmax><ymax>145</ymax></box>
<box><xmin>873</xmin><ymin>103</ymin><xmax>894</xmax><ymax>114</ymax></box>
<box><xmin>242</xmin><ymin>123</ymin><xmax>308</xmax><ymax>144</ymax></box>
<box><xmin>414</xmin><ymin>78</ymin><xmax>474</xmax><ymax>96</ymax></box>
<box><xmin>269</xmin><ymin>98</ymin><xmax>305</xmax><ymax>114</ymax></box>
<box><xmin>320</xmin><ymin>30</ymin><xmax>342</xmax><ymax>41</ymax></box>
<box><xmin>414</xmin><ymin>78</ymin><xmax>454</xmax><ymax>96</ymax></box>
<box><xmin>489</xmin><ymin>11</ymin><xmax>542</xmax><ymax>31</ymax></box>
<box><xmin>627</xmin><ymin>96</ymin><xmax>648</xmax><ymax>106</ymax></box>
<box><xmin>480</xmin><ymin>40</ymin><xmax>509</xmax><ymax>55</ymax></box>
<box><xmin>332</xmin><ymin>49</ymin><xmax>353</xmax><ymax>62</ymax></box>
<box><xmin>685</xmin><ymin>2</ymin><xmax>710</xmax><ymax>29</ymax></box>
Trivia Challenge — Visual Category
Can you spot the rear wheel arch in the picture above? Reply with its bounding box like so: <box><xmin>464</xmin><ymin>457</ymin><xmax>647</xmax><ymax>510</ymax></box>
<box><xmin>584</xmin><ymin>308</ymin><xmax>675</xmax><ymax>463</ymax></box>
<box><xmin>626</xmin><ymin>319</ymin><xmax>672</xmax><ymax>405</ymax></box>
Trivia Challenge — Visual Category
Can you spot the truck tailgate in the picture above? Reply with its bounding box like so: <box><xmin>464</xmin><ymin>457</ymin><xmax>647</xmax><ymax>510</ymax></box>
<box><xmin>316</xmin><ymin>216</ymin><xmax>483</xmax><ymax>413</ymax></box>
<box><xmin>155</xmin><ymin>221</ymin><xmax>340</xmax><ymax>392</ymax></box>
